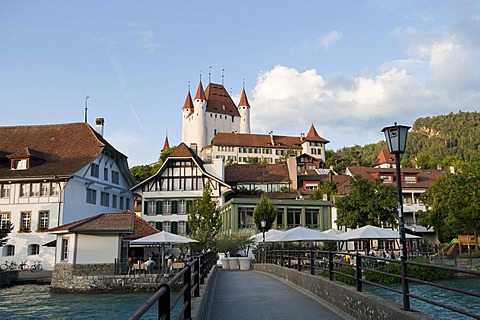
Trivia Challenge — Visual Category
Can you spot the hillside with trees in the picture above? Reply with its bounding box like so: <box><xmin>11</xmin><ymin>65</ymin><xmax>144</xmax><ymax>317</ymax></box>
<box><xmin>328</xmin><ymin>111</ymin><xmax>480</xmax><ymax>172</ymax></box>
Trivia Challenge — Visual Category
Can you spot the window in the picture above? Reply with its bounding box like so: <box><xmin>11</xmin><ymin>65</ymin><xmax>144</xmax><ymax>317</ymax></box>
<box><xmin>90</xmin><ymin>163</ymin><xmax>99</xmax><ymax>178</ymax></box>
<box><xmin>20</xmin><ymin>212</ymin><xmax>31</xmax><ymax>231</ymax></box>
<box><xmin>111</xmin><ymin>171</ymin><xmax>120</xmax><ymax>184</ymax></box>
<box><xmin>31</xmin><ymin>183</ymin><xmax>40</xmax><ymax>197</ymax></box>
<box><xmin>1</xmin><ymin>184</ymin><xmax>11</xmax><ymax>198</ymax></box>
<box><xmin>3</xmin><ymin>245</ymin><xmax>15</xmax><ymax>256</ymax></box>
<box><xmin>276</xmin><ymin>207</ymin><xmax>284</xmax><ymax>229</ymax></box>
<box><xmin>61</xmin><ymin>238</ymin><xmax>69</xmax><ymax>261</ymax></box>
<box><xmin>100</xmin><ymin>192</ymin><xmax>110</xmax><ymax>207</ymax></box>
<box><xmin>163</xmin><ymin>201</ymin><xmax>171</xmax><ymax>214</ymax></box>
<box><xmin>147</xmin><ymin>201</ymin><xmax>157</xmax><ymax>215</ymax></box>
<box><xmin>380</xmin><ymin>176</ymin><xmax>392</xmax><ymax>183</ymax></box>
<box><xmin>405</xmin><ymin>176</ymin><xmax>417</xmax><ymax>184</ymax></box>
<box><xmin>238</xmin><ymin>207</ymin><xmax>254</xmax><ymax>229</ymax></box>
<box><xmin>104</xmin><ymin>167</ymin><xmax>108</xmax><ymax>181</ymax></box>
<box><xmin>163</xmin><ymin>221</ymin><xmax>171</xmax><ymax>233</ymax></box>
<box><xmin>0</xmin><ymin>213</ymin><xmax>10</xmax><ymax>228</ymax></box>
<box><xmin>126</xmin><ymin>198</ymin><xmax>130</xmax><ymax>210</ymax></box>
<box><xmin>112</xmin><ymin>194</ymin><xmax>117</xmax><ymax>209</ymax></box>
<box><xmin>179</xmin><ymin>200</ymin><xmax>187</xmax><ymax>214</ymax></box>
<box><xmin>28</xmin><ymin>244</ymin><xmax>40</xmax><ymax>255</ymax></box>
<box><xmin>38</xmin><ymin>211</ymin><xmax>49</xmax><ymax>230</ymax></box>
<box><xmin>86</xmin><ymin>189</ymin><xmax>97</xmax><ymax>204</ymax></box>
<box><xmin>286</xmin><ymin>208</ymin><xmax>301</xmax><ymax>228</ymax></box>
<box><xmin>120</xmin><ymin>197</ymin><xmax>124</xmax><ymax>210</ymax></box>
<box><xmin>305</xmin><ymin>209</ymin><xmax>319</xmax><ymax>228</ymax></box>
<box><xmin>20</xmin><ymin>183</ymin><xmax>30</xmax><ymax>197</ymax></box>
<box><xmin>40</xmin><ymin>183</ymin><xmax>50</xmax><ymax>197</ymax></box>
<box><xmin>12</xmin><ymin>159</ymin><xmax>27</xmax><ymax>170</ymax></box>
<box><xmin>178</xmin><ymin>221</ymin><xmax>186</xmax><ymax>235</ymax></box>
<box><xmin>51</xmin><ymin>183</ymin><xmax>59</xmax><ymax>196</ymax></box>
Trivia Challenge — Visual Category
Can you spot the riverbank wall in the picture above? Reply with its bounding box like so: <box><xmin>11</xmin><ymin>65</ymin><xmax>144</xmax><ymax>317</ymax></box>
<box><xmin>0</xmin><ymin>271</ymin><xmax>19</xmax><ymax>288</ymax></box>
<box><xmin>254</xmin><ymin>264</ymin><xmax>433</xmax><ymax>320</ymax></box>
<box><xmin>51</xmin><ymin>263</ymin><xmax>170</xmax><ymax>292</ymax></box>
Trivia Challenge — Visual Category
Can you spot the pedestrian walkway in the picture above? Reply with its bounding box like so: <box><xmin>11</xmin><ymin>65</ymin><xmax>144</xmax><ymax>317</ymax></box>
<box><xmin>205</xmin><ymin>269</ymin><xmax>353</xmax><ymax>320</ymax></box>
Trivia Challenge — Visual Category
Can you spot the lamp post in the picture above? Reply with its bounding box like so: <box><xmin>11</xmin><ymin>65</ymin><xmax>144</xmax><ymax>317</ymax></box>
<box><xmin>382</xmin><ymin>122</ymin><xmax>411</xmax><ymax>311</ymax></box>
<box><xmin>261</xmin><ymin>220</ymin><xmax>266</xmax><ymax>263</ymax></box>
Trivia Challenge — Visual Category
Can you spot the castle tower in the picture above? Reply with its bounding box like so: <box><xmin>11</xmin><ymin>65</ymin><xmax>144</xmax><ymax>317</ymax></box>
<box><xmin>238</xmin><ymin>87</ymin><xmax>251</xmax><ymax>134</ymax></box>
<box><xmin>181</xmin><ymin>90</ymin><xmax>194</xmax><ymax>143</ymax></box>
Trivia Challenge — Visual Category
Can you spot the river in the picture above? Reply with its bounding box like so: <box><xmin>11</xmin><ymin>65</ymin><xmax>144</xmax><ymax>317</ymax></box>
<box><xmin>0</xmin><ymin>285</ymin><xmax>159</xmax><ymax>319</ymax></box>
<box><xmin>365</xmin><ymin>278</ymin><xmax>480</xmax><ymax>320</ymax></box>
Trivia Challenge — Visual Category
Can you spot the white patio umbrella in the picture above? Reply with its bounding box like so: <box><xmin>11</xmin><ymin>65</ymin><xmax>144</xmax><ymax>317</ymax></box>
<box><xmin>130</xmin><ymin>231</ymin><xmax>198</xmax><ymax>273</ymax></box>
<box><xmin>321</xmin><ymin>228</ymin><xmax>345</xmax><ymax>236</ymax></box>
<box><xmin>266</xmin><ymin>226</ymin><xmax>339</xmax><ymax>243</ymax></box>
<box><xmin>337</xmin><ymin>225</ymin><xmax>421</xmax><ymax>241</ymax></box>
<box><xmin>250</xmin><ymin>229</ymin><xmax>285</xmax><ymax>243</ymax></box>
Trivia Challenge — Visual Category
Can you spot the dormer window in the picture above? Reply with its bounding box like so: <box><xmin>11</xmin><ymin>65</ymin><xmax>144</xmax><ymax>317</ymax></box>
<box><xmin>12</xmin><ymin>159</ymin><xmax>28</xmax><ymax>170</ymax></box>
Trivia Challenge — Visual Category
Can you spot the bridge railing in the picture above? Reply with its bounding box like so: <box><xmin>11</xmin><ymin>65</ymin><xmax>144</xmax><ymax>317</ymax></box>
<box><xmin>265</xmin><ymin>249</ymin><xmax>480</xmax><ymax>319</ymax></box>
<box><xmin>128</xmin><ymin>252</ymin><xmax>216</xmax><ymax>320</ymax></box>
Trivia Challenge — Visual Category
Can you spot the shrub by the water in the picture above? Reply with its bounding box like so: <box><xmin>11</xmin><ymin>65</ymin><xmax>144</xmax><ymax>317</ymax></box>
<box><xmin>318</xmin><ymin>266</ymin><xmax>356</xmax><ymax>285</ymax></box>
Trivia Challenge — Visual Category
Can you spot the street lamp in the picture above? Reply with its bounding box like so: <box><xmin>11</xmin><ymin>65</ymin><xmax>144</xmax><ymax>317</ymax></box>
<box><xmin>382</xmin><ymin>122</ymin><xmax>411</xmax><ymax>311</ymax></box>
<box><xmin>261</xmin><ymin>220</ymin><xmax>266</xmax><ymax>263</ymax></box>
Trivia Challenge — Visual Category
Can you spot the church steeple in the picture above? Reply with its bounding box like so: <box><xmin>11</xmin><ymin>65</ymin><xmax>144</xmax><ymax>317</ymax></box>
<box><xmin>161</xmin><ymin>135</ymin><xmax>170</xmax><ymax>152</ymax></box>
<box><xmin>194</xmin><ymin>80</ymin><xmax>206</xmax><ymax>100</ymax></box>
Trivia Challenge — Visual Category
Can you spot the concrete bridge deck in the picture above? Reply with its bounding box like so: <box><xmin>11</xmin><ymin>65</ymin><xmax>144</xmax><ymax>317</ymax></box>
<box><xmin>204</xmin><ymin>268</ymin><xmax>352</xmax><ymax>320</ymax></box>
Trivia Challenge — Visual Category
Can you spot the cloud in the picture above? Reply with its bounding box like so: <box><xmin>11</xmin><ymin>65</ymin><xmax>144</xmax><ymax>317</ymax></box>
<box><xmin>136</xmin><ymin>29</ymin><xmax>160</xmax><ymax>54</ymax></box>
<box><xmin>317</xmin><ymin>30</ymin><xmax>343</xmax><ymax>49</ymax></box>
<box><xmin>249</xmin><ymin>20</ymin><xmax>480</xmax><ymax>150</ymax></box>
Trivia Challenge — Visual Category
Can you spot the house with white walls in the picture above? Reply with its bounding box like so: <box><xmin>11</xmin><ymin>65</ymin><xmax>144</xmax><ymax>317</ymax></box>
<box><xmin>0</xmin><ymin>120</ymin><xmax>135</xmax><ymax>270</ymax></box>
<box><xmin>131</xmin><ymin>143</ymin><xmax>232</xmax><ymax>235</ymax></box>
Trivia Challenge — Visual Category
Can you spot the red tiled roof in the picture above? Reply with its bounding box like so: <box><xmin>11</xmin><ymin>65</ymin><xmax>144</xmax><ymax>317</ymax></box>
<box><xmin>346</xmin><ymin>166</ymin><xmax>447</xmax><ymax>188</ymax></box>
<box><xmin>0</xmin><ymin>122</ymin><xmax>126</xmax><ymax>180</ymax></box>
<box><xmin>306</xmin><ymin>124</ymin><xmax>329</xmax><ymax>143</ymax></box>
<box><xmin>212</xmin><ymin>132</ymin><xmax>303</xmax><ymax>149</ymax></box>
<box><xmin>373</xmin><ymin>149</ymin><xmax>395</xmax><ymax>166</ymax></box>
<box><xmin>204</xmin><ymin>83</ymin><xmax>241</xmax><ymax>117</ymax></box>
<box><xmin>225</xmin><ymin>163</ymin><xmax>290</xmax><ymax>183</ymax></box>
<box><xmin>47</xmin><ymin>210</ymin><xmax>158</xmax><ymax>239</ymax></box>
<box><xmin>194</xmin><ymin>81</ymin><xmax>206</xmax><ymax>100</ymax></box>
<box><xmin>238</xmin><ymin>88</ymin><xmax>250</xmax><ymax>107</ymax></box>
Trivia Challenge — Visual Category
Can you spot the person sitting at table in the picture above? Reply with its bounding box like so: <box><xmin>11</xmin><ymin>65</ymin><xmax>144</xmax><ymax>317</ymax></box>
<box><xmin>145</xmin><ymin>256</ymin><xmax>155</xmax><ymax>273</ymax></box>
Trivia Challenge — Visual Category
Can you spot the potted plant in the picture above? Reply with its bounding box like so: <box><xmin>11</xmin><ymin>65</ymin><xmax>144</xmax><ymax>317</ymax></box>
<box><xmin>215</xmin><ymin>232</ymin><xmax>253</xmax><ymax>270</ymax></box>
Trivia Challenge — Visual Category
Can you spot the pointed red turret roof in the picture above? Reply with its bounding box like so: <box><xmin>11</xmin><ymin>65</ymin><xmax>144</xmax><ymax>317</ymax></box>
<box><xmin>161</xmin><ymin>136</ymin><xmax>170</xmax><ymax>152</ymax></box>
<box><xmin>182</xmin><ymin>91</ymin><xmax>194</xmax><ymax>110</ymax></box>
<box><xmin>194</xmin><ymin>81</ymin><xmax>206</xmax><ymax>100</ymax></box>
<box><xmin>305</xmin><ymin>124</ymin><xmax>329</xmax><ymax>143</ymax></box>
<box><xmin>238</xmin><ymin>88</ymin><xmax>250</xmax><ymax>107</ymax></box>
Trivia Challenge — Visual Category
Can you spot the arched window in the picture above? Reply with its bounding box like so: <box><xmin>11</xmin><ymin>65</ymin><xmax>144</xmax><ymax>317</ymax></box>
<box><xmin>28</xmin><ymin>244</ymin><xmax>40</xmax><ymax>255</ymax></box>
<box><xmin>3</xmin><ymin>245</ymin><xmax>14</xmax><ymax>256</ymax></box>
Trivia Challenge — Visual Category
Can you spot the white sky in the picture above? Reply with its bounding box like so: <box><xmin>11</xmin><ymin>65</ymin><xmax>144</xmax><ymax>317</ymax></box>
<box><xmin>1</xmin><ymin>1</ymin><xmax>479</xmax><ymax>166</ymax></box>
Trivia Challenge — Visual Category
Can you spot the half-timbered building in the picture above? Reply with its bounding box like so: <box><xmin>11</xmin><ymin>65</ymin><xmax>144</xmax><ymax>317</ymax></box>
<box><xmin>130</xmin><ymin>143</ymin><xmax>233</xmax><ymax>235</ymax></box>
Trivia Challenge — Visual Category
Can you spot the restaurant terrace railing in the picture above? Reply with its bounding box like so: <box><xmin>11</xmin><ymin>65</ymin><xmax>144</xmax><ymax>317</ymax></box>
<box><xmin>263</xmin><ymin>249</ymin><xmax>480</xmax><ymax>319</ymax></box>
<box><xmin>128</xmin><ymin>252</ymin><xmax>216</xmax><ymax>320</ymax></box>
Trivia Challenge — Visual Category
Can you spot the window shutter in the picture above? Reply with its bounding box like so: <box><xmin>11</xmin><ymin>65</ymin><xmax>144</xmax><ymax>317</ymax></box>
<box><xmin>143</xmin><ymin>201</ymin><xmax>149</xmax><ymax>216</ymax></box>
<box><xmin>186</xmin><ymin>200</ymin><xmax>192</xmax><ymax>213</ymax></box>
<box><xmin>155</xmin><ymin>222</ymin><xmax>163</xmax><ymax>231</ymax></box>
<box><xmin>171</xmin><ymin>221</ymin><xmax>178</xmax><ymax>234</ymax></box>
<box><xmin>172</xmin><ymin>201</ymin><xmax>178</xmax><ymax>214</ymax></box>
<box><xmin>157</xmin><ymin>201</ymin><xmax>163</xmax><ymax>215</ymax></box>
<box><xmin>186</xmin><ymin>222</ymin><xmax>191</xmax><ymax>235</ymax></box>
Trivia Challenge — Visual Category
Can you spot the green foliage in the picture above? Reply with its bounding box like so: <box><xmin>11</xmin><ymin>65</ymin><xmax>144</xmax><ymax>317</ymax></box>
<box><xmin>215</xmin><ymin>232</ymin><xmax>254</xmax><ymax>256</ymax></box>
<box><xmin>158</xmin><ymin>146</ymin><xmax>176</xmax><ymax>163</ymax></box>
<box><xmin>317</xmin><ymin>266</ymin><xmax>356</xmax><ymax>285</ymax></box>
<box><xmin>418</xmin><ymin>159</ymin><xmax>480</xmax><ymax>249</ymax></box>
<box><xmin>0</xmin><ymin>222</ymin><xmax>13</xmax><ymax>247</ymax></box>
<box><xmin>328</xmin><ymin>111</ymin><xmax>480</xmax><ymax>171</ymax></box>
<box><xmin>130</xmin><ymin>165</ymin><xmax>155</xmax><ymax>184</ymax></box>
<box><xmin>364</xmin><ymin>263</ymin><xmax>402</xmax><ymax>284</ymax></box>
<box><xmin>237</xmin><ymin>186</ymin><xmax>262</xmax><ymax>195</ymax></box>
<box><xmin>335</xmin><ymin>176</ymin><xmax>397</xmax><ymax>228</ymax></box>
<box><xmin>253</xmin><ymin>194</ymin><xmax>277</xmax><ymax>232</ymax></box>
<box><xmin>187</xmin><ymin>182</ymin><xmax>222</xmax><ymax>252</ymax></box>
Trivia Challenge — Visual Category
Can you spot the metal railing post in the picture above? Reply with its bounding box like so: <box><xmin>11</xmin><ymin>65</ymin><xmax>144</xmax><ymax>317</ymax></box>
<box><xmin>158</xmin><ymin>283</ymin><xmax>170</xmax><ymax>320</ymax></box>
<box><xmin>356</xmin><ymin>255</ymin><xmax>362</xmax><ymax>292</ymax></box>
<box><xmin>328</xmin><ymin>251</ymin><xmax>334</xmax><ymax>281</ymax></box>
<box><xmin>194</xmin><ymin>256</ymin><xmax>200</xmax><ymax>297</ymax></box>
<box><xmin>184</xmin><ymin>264</ymin><xmax>192</xmax><ymax>319</ymax></box>
<box><xmin>310</xmin><ymin>250</ymin><xmax>315</xmax><ymax>275</ymax></box>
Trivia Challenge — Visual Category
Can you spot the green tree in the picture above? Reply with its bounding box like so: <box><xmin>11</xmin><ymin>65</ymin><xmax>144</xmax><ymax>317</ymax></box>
<box><xmin>129</xmin><ymin>165</ymin><xmax>154</xmax><ymax>184</ymax></box>
<box><xmin>253</xmin><ymin>194</ymin><xmax>277</xmax><ymax>232</ymax></box>
<box><xmin>418</xmin><ymin>160</ymin><xmax>480</xmax><ymax>251</ymax></box>
<box><xmin>335</xmin><ymin>176</ymin><xmax>397</xmax><ymax>228</ymax></box>
<box><xmin>159</xmin><ymin>146</ymin><xmax>176</xmax><ymax>164</ymax></box>
<box><xmin>187</xmin><ymin>182</ymin><xmax>222</xmax><ymax>251</ymax></box>
<box><xmin>311</xmin><ymin>180</ymin><xmax>338</xmax><ymax>201</ymax></box>
<box><xmin>0</xmin><ymin>222</ymin><xmax>13</xmax><ymax>247</ymax></box>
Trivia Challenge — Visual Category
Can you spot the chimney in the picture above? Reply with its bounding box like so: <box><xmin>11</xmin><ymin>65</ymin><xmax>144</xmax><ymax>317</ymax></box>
<box><xmin>300</xmin><ymin>133</ymin><xmax>305</xmax><ymax>142</ymax></box>
<box><xmin>95</xmin><ymin>118</ymin><xmax>105</xmax><ymax>136</ymax></box>
<box><xmin>190</xmin><ymin>143</ymin><xmax>198</xmax><ymax>155</ymax></box>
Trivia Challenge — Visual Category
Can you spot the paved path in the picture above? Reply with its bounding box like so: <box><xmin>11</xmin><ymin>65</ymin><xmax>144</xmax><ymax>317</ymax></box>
<box><xmin>206</xmin><ymin>269</ymin><xmax>353</xmax><ymax>320</ymax></box>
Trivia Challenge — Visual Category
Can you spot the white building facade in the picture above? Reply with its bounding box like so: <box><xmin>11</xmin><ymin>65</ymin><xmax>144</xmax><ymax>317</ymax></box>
<box><xmin>0</xmin><ymin>121</ymin><xmax>135</xmax><ymax>270</ymax></box>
